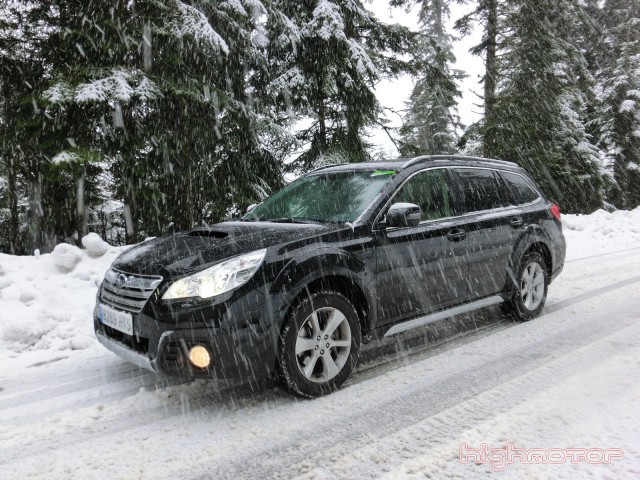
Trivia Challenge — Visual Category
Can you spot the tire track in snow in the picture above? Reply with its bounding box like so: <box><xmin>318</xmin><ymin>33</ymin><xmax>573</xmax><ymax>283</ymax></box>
<box><xmin>1</xmin><ymin>272</ymin><xmax>639</xmax><ymax>479</ymax></box>
<box><xmin>1</xmin><ymin>248</ymin><xmax>639</xmax><ymax>478</ymax></box>
<box><xmin>0</xmin><ymin>355</ymin><xmax>143</xmax><ymax>400</ymax></box>
<box><xmin>186</xmin><ymin>293</ymin><xmax>640</xmax><ymax>479</ymax></box>
<box><xmin>287</xmin><ymin>320</ymin><xmax>640</xmax><ymax>479</ymax></box>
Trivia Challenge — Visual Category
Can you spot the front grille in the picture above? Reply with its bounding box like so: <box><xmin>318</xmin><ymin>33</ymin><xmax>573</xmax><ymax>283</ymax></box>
<box><xmin>101</xmin><ymin>269</ymin><xmax>163</xmax><ymax>313</ymax></box>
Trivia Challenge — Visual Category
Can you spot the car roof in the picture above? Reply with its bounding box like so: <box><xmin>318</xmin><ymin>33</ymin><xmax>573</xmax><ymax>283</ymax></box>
<box><xmin>309</xmin><ymin>155</ymin><xmax>521</xmax><ymax>174</ymax></box>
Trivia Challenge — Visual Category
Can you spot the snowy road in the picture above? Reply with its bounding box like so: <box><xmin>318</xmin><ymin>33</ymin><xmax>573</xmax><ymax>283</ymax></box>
<box><xmin>2</xmin><ymin>227</ymin><xmax>640</xmax><ymax>478</ymax></box>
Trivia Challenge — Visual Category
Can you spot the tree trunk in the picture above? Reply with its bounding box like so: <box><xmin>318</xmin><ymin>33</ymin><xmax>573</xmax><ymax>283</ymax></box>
<box><xmin>186</xmin><ymin>170</ymin><xmax>194</xmax><ymax>229</ymax></box>
<box><xmin>612</xmin><ymin>156</ymin><xmax>627</xmax><ymax>209</ymax></box>
<box><xmin>76</xmin><ymin>167</ymin><xmax>87</xmax><ymax>241</ymax></box>
<box><xmin>123</xmin><ymin>177</ymin><xmax>137</xmax><ymax>244</ymax></box>
<box><xmin>8</xmin><ymin>156</ymin><xmax>20</xmax><ymax>254</ymax></box>
<box><xmin>483</xmin><ymin>0</ymin><xmax>498</xmax><ymax>158</ymax></box>
<box><xmin>433</xmin><ymin>0</ymin><xmax>445</xmax><ymax>41</ymax></box>
<box><xmin>318</xmin><ymin>95</ymin><xmax>327</xmax><ymax>154</ymax></box>
<box><xmin>30</xmin><ymin>174</ymin><xmax>44</xmax><ymax>251</ymax></box>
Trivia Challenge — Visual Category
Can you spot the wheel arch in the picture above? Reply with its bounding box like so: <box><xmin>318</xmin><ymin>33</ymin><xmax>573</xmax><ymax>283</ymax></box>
<box><xmin>282</xmin><ymin>274</ymin><xmax>371</xmax><ymax>338</ymax></box>
<box><xmin>525</xmin><ymin>241</ymin><xmax>553</xmax><ymax>278</ymax></box>
<box><xmin>507</xmin><ymin>231</ymin><xmax>554</xmax><ymax>292</ymax></box>
<box><xmin>269</xmin><ymin>249</ymin><xmax>374</xmax><ymax>375</ymax></box>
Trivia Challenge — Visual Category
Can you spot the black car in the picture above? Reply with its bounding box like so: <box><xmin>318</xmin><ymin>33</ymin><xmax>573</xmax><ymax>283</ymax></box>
<box><xmin>94</xmin><ymin>155</ymin><xmax>566</xmax><ymax>397</ymax></box>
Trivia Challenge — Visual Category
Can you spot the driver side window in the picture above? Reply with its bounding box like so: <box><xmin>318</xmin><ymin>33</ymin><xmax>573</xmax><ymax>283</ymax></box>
<box><xmin>393</xmin><ymin>168</ymin><xmax>453</xmax><ymax>221</ymax></box>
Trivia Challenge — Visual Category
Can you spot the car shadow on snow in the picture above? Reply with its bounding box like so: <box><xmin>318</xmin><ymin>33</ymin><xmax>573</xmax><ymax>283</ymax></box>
<box><xmin>121</xmin><ymin>306</ymin><xmax>516</xmax><ymax>412</ymax></box>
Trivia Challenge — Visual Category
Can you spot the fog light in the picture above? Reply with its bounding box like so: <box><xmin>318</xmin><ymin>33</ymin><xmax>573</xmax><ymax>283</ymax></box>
<box><xmin>188</xmin><ymin>345</ymin><xmax>211</xmax><ymax>369</ymax></box>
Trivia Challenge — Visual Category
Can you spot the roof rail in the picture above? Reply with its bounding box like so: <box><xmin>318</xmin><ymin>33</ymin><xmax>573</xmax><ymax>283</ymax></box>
<box><xmin>438</xmin><ymin>155</ymin><xmax>520</xmax><ymax>167</ymax></box>
<box><xmin>403</xmin><ymin>155</ymin><xmax>519</xmax><ymax>169</ymax></box>
<box><xmin>308</xmin><ymin>163</ymin><xmax>347</xmax><ymax>173</ymax></box>
<box><xmin>401</xmin><ymin>156</ymin><xmax>432</xmax><ymax>169</ymax></box>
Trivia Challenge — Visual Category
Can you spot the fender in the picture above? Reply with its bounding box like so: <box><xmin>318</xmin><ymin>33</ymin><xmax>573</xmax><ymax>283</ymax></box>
<box><xmin>506</xmin><ymin>224</ymin><xmax>552</xmax><ymax>291</ymax></box>
<box><xmin>271</xmin><ymin>246</ymin><xmax>366</xmax><ymax>294</ymax></box>
<box><xmin>269</xmin><ymin>246</ymin><xmax>377</xmax><ymax>329</ymax></box>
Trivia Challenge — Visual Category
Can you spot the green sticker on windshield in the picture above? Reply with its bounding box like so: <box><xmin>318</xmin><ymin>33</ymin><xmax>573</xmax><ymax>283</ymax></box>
<box><xmin>371</xmin><ymin>169</ymin><xmax>396</xmax><ymax>177</ymax></box>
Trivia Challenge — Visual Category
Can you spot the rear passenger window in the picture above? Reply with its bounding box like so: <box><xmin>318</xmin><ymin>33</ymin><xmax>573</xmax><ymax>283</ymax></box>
<box><xmin>454</xmin><ymin>168</ymin><xmax>504</xmax><ymax>213</ymax></box>
<box><xmin>393</xmin><ymin>168</ymin><xmax>453</xmax><ymax>221</ymax></box>
<box><xmin>502</xmin><ymin>171</ymin><xmax>540</xmax><ymax>205</ymax></box>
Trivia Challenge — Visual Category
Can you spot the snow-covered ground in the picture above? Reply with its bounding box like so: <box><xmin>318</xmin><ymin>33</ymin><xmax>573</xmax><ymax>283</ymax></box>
<box><xmin>1</xmin><ymin>209</ymin><xmax>639</xmax><ymax>479</ymax></box>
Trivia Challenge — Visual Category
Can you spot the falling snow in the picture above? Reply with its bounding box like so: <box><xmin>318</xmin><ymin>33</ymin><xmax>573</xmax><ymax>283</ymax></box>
<box><xmin>1</xmin><ymin>0</ymin><xmax>640</xmax><ymax>476</ymax></box>
<box><xmin>0</xmin><ymin>209</ymin><xmax>639</xmax><ymax>478</ymax></box>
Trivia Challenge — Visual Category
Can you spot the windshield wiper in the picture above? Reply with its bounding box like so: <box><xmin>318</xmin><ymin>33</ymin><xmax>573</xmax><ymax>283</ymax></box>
<box><xmin>264</xmin><ymin>217</ymin><xmax>323</xmax><ymax>225</ymax></box>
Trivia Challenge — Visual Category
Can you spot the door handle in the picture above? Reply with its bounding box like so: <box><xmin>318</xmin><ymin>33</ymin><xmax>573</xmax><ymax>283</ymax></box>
<box><xmin>447</xmin><ymin>229</ymin><xmax>467</xmax><ymax>242</ymax></box>
<box><xmin>510</xmin><ymin>217</ymin><xmax>524</xmax><ymax>228</ymax></box>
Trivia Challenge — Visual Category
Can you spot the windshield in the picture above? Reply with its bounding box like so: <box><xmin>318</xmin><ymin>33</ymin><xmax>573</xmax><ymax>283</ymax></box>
<box><xmin>243</xmin><ymin>170</ymin><xmax>395</xmax><ymax>223</ymax></box>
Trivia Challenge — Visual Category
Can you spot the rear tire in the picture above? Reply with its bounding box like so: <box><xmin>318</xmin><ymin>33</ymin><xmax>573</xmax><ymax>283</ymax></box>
<box><xmin>503</xmin><ymin>252</ymin><xmax>549</xmax><ymax>321</ymax></box>
<box><xmin>278</xmin><ymin>291</ymin><xmax>361</xmax><ymax>398</ymax></box>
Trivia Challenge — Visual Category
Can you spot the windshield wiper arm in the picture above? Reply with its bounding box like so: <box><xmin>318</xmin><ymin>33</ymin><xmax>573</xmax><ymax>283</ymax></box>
<box><xmin>265</xmin><ymin>217</ymin><xmax>322</xmax><ymax>224</ymax></box>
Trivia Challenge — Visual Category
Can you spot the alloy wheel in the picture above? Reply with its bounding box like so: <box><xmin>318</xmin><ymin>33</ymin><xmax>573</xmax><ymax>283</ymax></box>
<box><xmin>520</xmin><ymin>262</ymin><xmax>545</xmax><ymax>311</ymax></box>
<box><xmin>295</xmin><ymin>307</ymin><xmax>352</xmax><ymax>383</ymax></box>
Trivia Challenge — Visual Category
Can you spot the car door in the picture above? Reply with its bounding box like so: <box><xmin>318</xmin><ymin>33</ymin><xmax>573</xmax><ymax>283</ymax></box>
<box><xmin>374</xmin><ymin>168</ymin><xmax>469</xmax><ymax>326</ymax></box>
<box><xmin>450</xmin><ymin>167</ymin><xmax>521</xmax><ymax>300</ymax></box>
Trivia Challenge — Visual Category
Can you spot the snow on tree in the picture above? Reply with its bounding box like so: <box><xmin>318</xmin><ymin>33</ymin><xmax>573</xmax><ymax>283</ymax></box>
<box><xmin>267</xmin><ymin>0</ymin><xmax>416</xmax><ymax>170</ymax></box>
<box><xmin>487</xmin><ymin>0</ymin><xmax>604</xmax><ymax>213</ymax></box>
<box><xmin>31</xmin><ymin>0</ymin><xmax>285</xmax><ymax>243</ymax></box>
<box><xmin>454</xmin><ymin>0</ymin><xmax>499</xmax><ymax>157</ymax></box>
<box><xmin>595</xmin><ymin>0</ymin><xmax>640</xmax><ymax>209</ymax></box>
<box><xmin>398</xmin><ymin>0</ymin><xmax>464</xmax><ymax>156</ymax></box>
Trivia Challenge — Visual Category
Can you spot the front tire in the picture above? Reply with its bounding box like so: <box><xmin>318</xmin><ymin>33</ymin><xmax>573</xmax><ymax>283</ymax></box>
<box><xmin>504</xmin><ymin>252</ymin><xmax>549</xmax><ymax>321</ymax></box>
<box><xmin>278</xmin><ymin>291</ymin><xmax>361</xmax><ymax>398</ymax></box>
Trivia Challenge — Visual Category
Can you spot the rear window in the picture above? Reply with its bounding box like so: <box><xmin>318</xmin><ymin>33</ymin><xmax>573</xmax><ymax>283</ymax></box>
<box><xmin>454</xmin><ymin>168</ymin><xmax>504</xmax><ymax>213</ymax></box>
<box><xmin>502</xmin><ymin>171</ymin><xmax>540</xmax><ymax>205</ymax></box>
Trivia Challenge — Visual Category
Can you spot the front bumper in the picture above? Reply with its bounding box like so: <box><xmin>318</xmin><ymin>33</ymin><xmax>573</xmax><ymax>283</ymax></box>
<box><xmin>96</xmin><ymin>330</ymin><xmax>156</xmax><ymax>372</ymax></box>
<box><xmin>93</xmin><ymin>292</ymin><xmax>285</xmax><ymax>381</ymax></box>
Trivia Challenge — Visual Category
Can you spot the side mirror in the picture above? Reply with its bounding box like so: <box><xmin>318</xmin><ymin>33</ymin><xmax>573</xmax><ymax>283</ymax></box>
<box><xmin>246</xmin><ymin>203</ymin><xmax>259</xmax><ymax>214</ymax></box>
<box><xmin>385</xmin><ymin>203</ymin><xmax>421</xmax><ymax>228</ymax></box>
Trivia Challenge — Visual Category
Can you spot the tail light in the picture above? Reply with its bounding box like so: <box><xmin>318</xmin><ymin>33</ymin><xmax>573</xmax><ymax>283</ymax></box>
<box><xmin>550</xmin><ymin>203</ymin><xmax>561</xmax><ymax>222</ymax></box>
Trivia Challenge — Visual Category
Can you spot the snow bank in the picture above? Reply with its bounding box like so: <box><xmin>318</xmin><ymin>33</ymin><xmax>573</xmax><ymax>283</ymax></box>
<box><xmin>51</xmin><ymin>243</ymin><xmax>84</xmax><ymax>273</ymax></box>
<box><xmin>81</xmin><ymin>233</ymin><xmax>110</xmax><ymax>257</ymax></box>
<box><xmin>563</xmin><ymin>207</ymin><xmax>640</xmax><ymax>260</ymax></box>
<box><xmin>0</xmin><ymin>242</ymin><xmax>126</xmax><ymax>357</ymax></box>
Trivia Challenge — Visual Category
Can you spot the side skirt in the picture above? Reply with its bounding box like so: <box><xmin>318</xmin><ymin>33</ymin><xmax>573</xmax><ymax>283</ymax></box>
<box><xmin>384</xmin><ymin>295</ymin><xmax>504</xmax><ymax>337</ymax></box>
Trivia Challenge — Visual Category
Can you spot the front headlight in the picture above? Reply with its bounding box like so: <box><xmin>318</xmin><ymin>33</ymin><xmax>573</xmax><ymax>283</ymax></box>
<box><xmin>162</xmin><ymin>249</ymin><xmax>267</xmax><ymax>300</ymax></box>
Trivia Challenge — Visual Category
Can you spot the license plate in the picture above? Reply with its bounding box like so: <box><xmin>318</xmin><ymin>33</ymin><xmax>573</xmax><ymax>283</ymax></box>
<box><xmin>100</xmin><ymin>304</ymin><xmax>133</xmax><ymax>335</ymax></box>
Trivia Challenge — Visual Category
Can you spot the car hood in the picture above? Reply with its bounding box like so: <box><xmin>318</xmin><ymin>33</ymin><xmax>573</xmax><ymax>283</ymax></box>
<box><xmin>110</xmin><ymin>221</ymin><xmax>332</xmax><ymax>277</ymax></box>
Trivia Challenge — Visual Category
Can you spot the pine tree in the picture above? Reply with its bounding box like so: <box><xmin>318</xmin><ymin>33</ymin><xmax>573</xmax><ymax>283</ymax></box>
<box><xmin>488</xmin><ymin>0</ymin><xmax>603</xmax><ymax>213</ymax></box>
<box><xmin>268</xmin><ymin>0</ymin><xmax>416</xmax><ymax>170</ymax></box>
<box><xmin>399</xmin><ymin>0</ymin><xmax>463</xmax><ymax>156</ymax></box>
<box><xmin>596</xmin><ymin>0</ymin><xmax>640</xmax><ymax>209</ymax></box>
<box><xmin>33</xmin><ymin>0</ymin><xmax>285</xmax><ymax>243</ymax></box>
<box><xmin>0</xmin><ymin>0</ymin><xmax>60</xmax><ymax>251</ymax></box>
<box><xmin>454</xmin><ymin>0</ymin><xmax>499</xmax><ymax>157</ymax></box>
<box><xmin>0</xmin><ymin>2</ymin><xmax>22</xmax><ymax>253</ymax></box>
